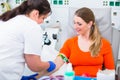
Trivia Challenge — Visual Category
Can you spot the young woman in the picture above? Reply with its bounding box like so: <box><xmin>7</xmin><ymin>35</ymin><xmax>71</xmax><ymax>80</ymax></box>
<box><xmin>37</xmin><ymin>7</ymin><xmax>115</xmax><ymax>78</ymax></box>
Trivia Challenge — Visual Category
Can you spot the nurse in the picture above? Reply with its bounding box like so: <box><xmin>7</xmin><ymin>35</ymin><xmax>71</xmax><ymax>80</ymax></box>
<box><xmin>0</xmin><ymin>0</ymin><xmax>56</xmax><ymax>80</ymax></box>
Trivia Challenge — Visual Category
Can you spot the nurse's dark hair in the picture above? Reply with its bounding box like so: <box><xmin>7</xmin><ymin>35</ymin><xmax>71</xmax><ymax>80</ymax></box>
<box><xmin>0</xmin><ymin>0</ymin><xmax>51</xmax><ymax>21</ymax></box>
<box><xmin>75</xmin><ymin>7</ymin><xmax>102</xmax><ymax>57</ymax></box>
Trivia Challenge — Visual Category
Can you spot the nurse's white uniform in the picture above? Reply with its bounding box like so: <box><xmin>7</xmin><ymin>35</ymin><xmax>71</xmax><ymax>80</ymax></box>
<box><xmin>0</xmin><ymin>15</ymin><xmax>43</xmax><ymax>80</ymax></box>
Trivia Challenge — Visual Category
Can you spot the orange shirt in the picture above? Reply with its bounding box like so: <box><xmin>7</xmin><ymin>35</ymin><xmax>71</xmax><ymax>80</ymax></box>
<box><xmin>60</xmin><ymin>36</ymin><xmax>115</xmax><ymax>77</ymax></box>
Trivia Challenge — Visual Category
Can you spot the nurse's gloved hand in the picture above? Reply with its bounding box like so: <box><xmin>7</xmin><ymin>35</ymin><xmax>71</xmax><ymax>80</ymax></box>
<box><xmin>21</xmin><ymin>73</ymin><xmax>38</xmax><ymax>80</ymax></box>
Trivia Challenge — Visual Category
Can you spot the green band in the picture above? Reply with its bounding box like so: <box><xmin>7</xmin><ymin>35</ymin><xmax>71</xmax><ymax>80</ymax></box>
<box><xmin>58</xmin><ymin>54</ymin><xmax>69</xmax><ymax>63</ymax></box>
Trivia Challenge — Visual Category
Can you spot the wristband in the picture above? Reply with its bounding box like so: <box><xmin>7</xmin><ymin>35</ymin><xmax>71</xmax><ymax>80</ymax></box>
<box><xmin>47</xmin><ymin>61</ymin><xmax>56</xmax><ymax>72</ymax></box>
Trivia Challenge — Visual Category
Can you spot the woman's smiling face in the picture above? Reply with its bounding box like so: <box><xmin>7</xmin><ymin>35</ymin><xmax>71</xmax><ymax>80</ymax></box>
<box><xmin>73</xmin><ymin>15</ymin><xmax>91</xmax><ymax>36</ymax></box>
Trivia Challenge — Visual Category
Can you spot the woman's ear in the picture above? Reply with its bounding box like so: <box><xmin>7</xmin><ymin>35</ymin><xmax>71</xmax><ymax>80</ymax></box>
<box><xmin>32</xmin><ymin>10</ymin><xmax>39</xmax><ymax>18</ymax></box>
<box><xmin>88</xmin><ymin>21</ymin><xmax>93</xmax><ymax>28</ymax></box>
<box><xmin>28</xmin><ymin>9</ymin><xmax>40</xmax><ymax>21</ymax></box>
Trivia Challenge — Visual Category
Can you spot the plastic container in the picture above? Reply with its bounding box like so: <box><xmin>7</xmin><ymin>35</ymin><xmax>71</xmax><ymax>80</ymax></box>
<box><xmin>64</xmin><ymin>63</ymin><xmax>75</xmax><ymax>80</ymax></box>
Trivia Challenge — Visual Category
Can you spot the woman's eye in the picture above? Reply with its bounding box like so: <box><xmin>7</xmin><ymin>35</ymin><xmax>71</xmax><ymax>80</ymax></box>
<box><xmin>77</xmin><ymin>22</ymin><xmax>82</xmax><ymax>26</ymax></box>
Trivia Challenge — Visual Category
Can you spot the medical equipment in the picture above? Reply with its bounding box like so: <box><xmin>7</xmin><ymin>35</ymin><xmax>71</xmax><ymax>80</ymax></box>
<box><xmin>64</xmin><ymin>63</ymin><xmax>75</xmax><ymax>80</ymax></box>
<box><xmin>39</xmin><ymin>18</ymin><xmax>61</xmax><ymax>49</ymax></box>
<box><xmin>43</xmin><ymin>32</ymin><xmax>51</xmax><ymax>45</ymax></box>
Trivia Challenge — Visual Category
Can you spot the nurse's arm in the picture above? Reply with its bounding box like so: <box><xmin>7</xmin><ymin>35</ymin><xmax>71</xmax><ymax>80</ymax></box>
<box><xmin>24</xmin><ymin>54</ymin><xmax>49</xmax><ymax>72</ymax></box>
<box><xmin>36</xmin><ymin>56</ymin><xmax>65</xmax><ymax>78</ymax></box>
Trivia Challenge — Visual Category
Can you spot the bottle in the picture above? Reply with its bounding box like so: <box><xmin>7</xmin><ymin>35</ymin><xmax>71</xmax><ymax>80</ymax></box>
<box><xmin>64</xmin><ymin>63</ymin><xmax>75</xmax><ymax>80</ymax></box>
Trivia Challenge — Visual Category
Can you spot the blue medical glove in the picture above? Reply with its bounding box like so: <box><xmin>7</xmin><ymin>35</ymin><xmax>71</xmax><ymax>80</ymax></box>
<box><xmin>21</xmin><ymin>73</ymin><xmax>38</xmax><ymax>80</ymax></box>
<box><xmin>47</xmin><ymin>61</ymin><xmax>56</xmax><ymax>72</ymax></box>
